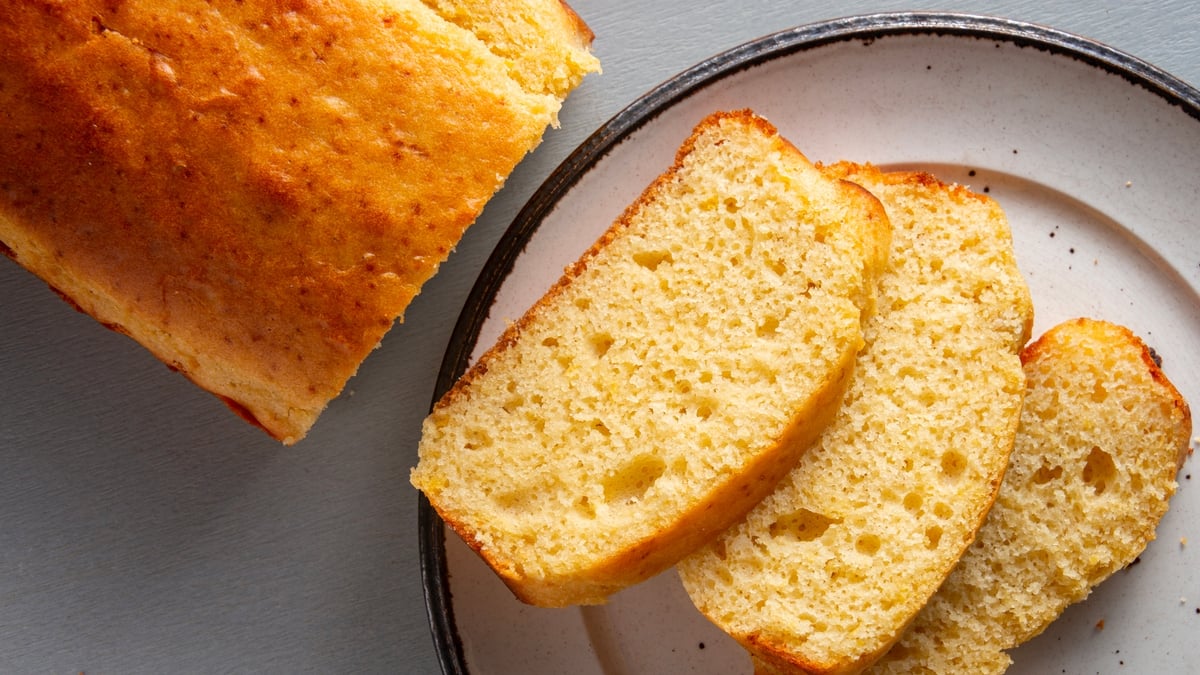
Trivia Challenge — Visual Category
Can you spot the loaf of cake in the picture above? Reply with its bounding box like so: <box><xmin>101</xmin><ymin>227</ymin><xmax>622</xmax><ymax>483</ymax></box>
<box><xmin>0</xmin><ymin>0</ymin><xmax>598</xmax><ymax>443</ymax></box>
<box><xmin>678</xmin><ymin>164</ymin><xmax>1033</xmax><ymax>674</ymax></box>
<box><xmin>411</xmin><ymin>110</ymin><xmax>892</xmax><ymax>607</ymax></box>
<box><xmin>867</xmin><ymin>318</ymin><xmax>1192</xmax><ymax>674</ymax></box>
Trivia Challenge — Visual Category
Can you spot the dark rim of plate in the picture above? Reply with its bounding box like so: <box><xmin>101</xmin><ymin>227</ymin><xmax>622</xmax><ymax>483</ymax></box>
<box><xmin>418</xmin><ymin>11</ymin><xmax>1200</xmax><ymax>674</ymax></box>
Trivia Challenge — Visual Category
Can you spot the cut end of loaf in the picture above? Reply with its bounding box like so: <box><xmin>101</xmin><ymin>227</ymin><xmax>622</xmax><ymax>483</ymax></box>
<box><xmin>415</xmin><ymin>0</ymin><xmax>601</xmax><ymax>100</ymax></box>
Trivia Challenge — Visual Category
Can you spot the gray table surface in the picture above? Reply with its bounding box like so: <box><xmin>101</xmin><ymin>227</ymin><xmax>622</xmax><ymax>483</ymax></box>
<box><xmin>1</xmin><ymin>1</ymin><xmax>1197</xmax><ymax>673</ymax></box>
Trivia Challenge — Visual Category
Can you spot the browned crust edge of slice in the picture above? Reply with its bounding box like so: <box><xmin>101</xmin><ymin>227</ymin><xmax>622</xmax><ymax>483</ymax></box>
<box><xmin>425</xmin><ymin>109</ymin><xmax>891</xmax><ymax>606</ymax></box>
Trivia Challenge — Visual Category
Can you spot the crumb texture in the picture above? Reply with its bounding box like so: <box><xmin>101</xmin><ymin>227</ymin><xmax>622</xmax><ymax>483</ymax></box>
<box><xmin>412</xmin><ymin>111</ymin><xmax>890</xmax><ymax>607</ymax></box>
<box><xmin>867</xmin><ymin>318</ymin><xmax>1192</xmax><ymax>675</ymax></box>
<box><xmin>678</xmin><ymin>163</ymin><xmax>1033</xmax><ymax>674</ymax></box>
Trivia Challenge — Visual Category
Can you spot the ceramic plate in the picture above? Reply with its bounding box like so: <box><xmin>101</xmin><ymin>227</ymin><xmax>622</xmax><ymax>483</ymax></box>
<box><xmin>420</xmin><ymin>13</ymin><xmax>1200</xmax><ymax>674</ymax></box>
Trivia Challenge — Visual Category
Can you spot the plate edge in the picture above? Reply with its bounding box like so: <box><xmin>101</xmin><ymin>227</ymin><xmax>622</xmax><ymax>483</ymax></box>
<box><xmin>416</xmin><ymin>12</ymin><xmax>1200</xmax><ymax>675</ymax></box>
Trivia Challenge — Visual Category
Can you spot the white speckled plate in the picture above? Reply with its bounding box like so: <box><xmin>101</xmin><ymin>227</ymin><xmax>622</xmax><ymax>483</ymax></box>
<box><xmin>421</xmin><ymin>13</ymin><xmax>1200</xmax><ymax>674</ymax></box>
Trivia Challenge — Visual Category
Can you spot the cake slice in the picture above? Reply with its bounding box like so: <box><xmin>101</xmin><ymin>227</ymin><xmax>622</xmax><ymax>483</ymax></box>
<box><xmin>866</xmin><ymin>318</ymin><xmax>1192</xmax><ymax>674</ymax></box>
<box><xmin>678</xmin><ymin>164</ymin><xmax>1033</xmax><ymax>674</ymax></box>
<box><xmin>0</xmin><ymin>0</ymin><xmax>597</xmax><ymax>443</ymax></box>
<box><xmin>411</xmin><ymin>111</ymin><xmax>892</xmax><ymax>607</ymax></box>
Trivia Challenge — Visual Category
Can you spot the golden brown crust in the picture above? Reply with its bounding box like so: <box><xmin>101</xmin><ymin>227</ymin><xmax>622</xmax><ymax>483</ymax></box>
<box><xmin>748</xmin><ymin>630</ymin><xmax>871</xmax><ymax>675</ymax></box>
<box><xmin>0</xmin><ymin>0</ymin><xmax>588</xmax><ymax>442</ymax></box>
<box><xmin>556</xmin><ymin>0</ymin><xmax>595</xmax><ymax>44</ymax></box>
<box><xmin>1021</xmin><ymin>317</ymin><xmax>1192</xmax><ymax>469</ymax></box>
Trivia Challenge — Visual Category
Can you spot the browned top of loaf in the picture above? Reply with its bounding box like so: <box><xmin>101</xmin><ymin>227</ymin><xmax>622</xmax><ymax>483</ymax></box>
<box><xmin>0</xmin><ymin>0</ymin><xmax>588</xmax><ymax>442</ymax></box>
